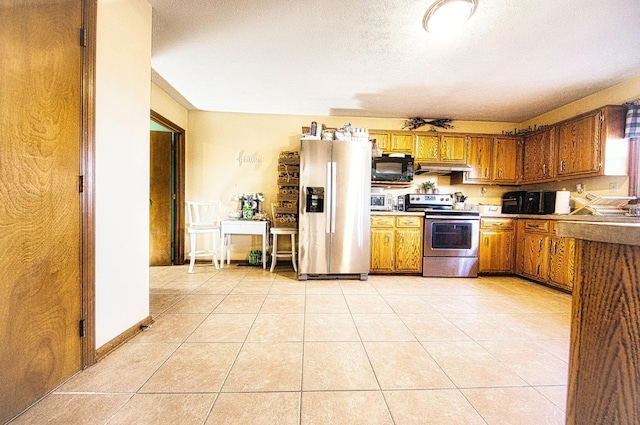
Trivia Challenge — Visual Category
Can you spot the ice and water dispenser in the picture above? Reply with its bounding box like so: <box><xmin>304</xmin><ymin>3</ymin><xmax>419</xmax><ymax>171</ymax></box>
<box><xmin>305</xmin><ymin>187</ymin><xmax>324</xmax><ymax>213</ymax></box>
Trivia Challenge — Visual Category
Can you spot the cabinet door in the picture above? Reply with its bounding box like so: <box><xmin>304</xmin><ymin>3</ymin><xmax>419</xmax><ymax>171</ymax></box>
<box><xmin>479</xmin><ymin>230</ymin><xmax>514</xmax><ymax>273</ymax></box>
<box><xmin>492</xmin><ymin>136</ymin><xmax>520</xmax><ymax>184</ymax></box>
<box><xmin>548</xmin><ymin>236</ymin><xmax>576</xmax><ymax>290</ymax></box>
<box><xmin>415</xmin><ymin>134</ymin><xmax>439</xmax><ymax>161</ymax></box>
<box><xmin>395</xmin><ymin>228</ymin><xmax>423</xmax><ymax>273</ymax></box>
<box><xmin>521</xmin><ymin>233</ymin><xmax>549</xmax><ymax>281</ymax></box>
<box><xmin>556</xmin><ymin>113</ymin><xmax>600</xmax><ymax>177</ymax></box>
<box><xmin>390</xmin><ymin>133</ymin><xmax>414</xmax><ymax>154</ymax></box>
<box><xmin>522</xmin><ymin>127</ymin><xmax>555</xmax><ymax>182</ymax></box>
<box><xmin>370</xmin><ymin>131</ymin><xmax>391</xmax><ymax>153</ymax></box>
<box><xmin>465</xmin><ymin>136</ymin><xmax>493</xmax><ymax>182</ymax></box>
<box><xmin>440</xmin><ymin>135</ymin><xmax>466</xmax><ymax>162</ymax></box>
<box><xmin>514</xmin><ymin>220</ymin><xmax>526</xmax><ymax>275</ymax></box>
<box><xmin>370</xmin><ymin>228</ymin><xmax>395</xmax><ymax>272</ymax></box>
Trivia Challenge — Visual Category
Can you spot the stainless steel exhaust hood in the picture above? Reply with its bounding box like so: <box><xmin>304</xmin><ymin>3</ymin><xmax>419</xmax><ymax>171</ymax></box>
<box><xmin>415</xmin><ymin>162</ymin><xmax>472</xmax><ymax>175</ymax></box>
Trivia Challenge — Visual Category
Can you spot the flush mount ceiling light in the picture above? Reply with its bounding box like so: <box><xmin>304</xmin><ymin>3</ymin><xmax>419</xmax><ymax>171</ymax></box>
<box><xmin>423</xmin><ymin>0</ymin><xmax>478</xmax><ymax>34</ymax></box>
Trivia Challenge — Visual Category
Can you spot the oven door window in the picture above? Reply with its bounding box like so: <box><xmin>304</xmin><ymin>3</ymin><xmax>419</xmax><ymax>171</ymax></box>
<box><xmin>431</xmin><ymin>223</ymin><xmax>472</xmax><ymax>249</ymax></box>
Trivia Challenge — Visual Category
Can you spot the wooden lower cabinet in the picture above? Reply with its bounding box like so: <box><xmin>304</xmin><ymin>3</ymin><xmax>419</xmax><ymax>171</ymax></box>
<box><xmin>564</xmin><ymin>237</ymin><xmax>640</xmax><ymax>425</ymax></box>
<box><xmin>515</xmin><ymin>218</ymin><xmax>576</xmax><ymax>291</ymax></box>
<box><xmin>548</xmin><ymin>235</ymin><xmax>577</xmax><ymax>290</ymax></box>
<box><xmin>479</xmin><ymin>217</ymin><xmax>514</xmax><ymax>273</ymax></box>
<box><xmin>371</xmin><ymin>215</ymin><xmax>423</xmax><ymax>274</ymax></box>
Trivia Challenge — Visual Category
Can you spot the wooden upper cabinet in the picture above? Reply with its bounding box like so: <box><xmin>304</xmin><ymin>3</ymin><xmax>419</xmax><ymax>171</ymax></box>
<box><xmin>414</xmin><ymin>134</ymin><xmax>466</xmax><ymax>163</ymax></box>
<box><xmin>415</xmin><ymin>134</ymin><xmax>440</xmax><ymax>161</ymax></box>
<box><xmin>369</xmin><ymin>130</ymin><xmax>391</xmax><ymax>153</ymax></box>
<box><xmin>389</xmin><ymin>132</ymin><xmax>414</xmax><ymax>154</ymax></box>
<box><xmin>440</xmin><ymin>135</ymin><xmax>466</xmax><ymax>162</ymax></box>
<box><xmin>522</xmin><ymin>126</ymin><xmax>555</xmax><ymax>183</ymax></box>
<box><xmin>556</xmin><ymin>105</ymin><xmax>627</xmax><ymax>178</ymax></box>
<box><xmin>465</xmin><ymin>136</ymin><xmax>493</xmax><ymax>182</ymax></box>
<box><xmin>557</xmin><ymin>113</ymin><xmax>600</xmax><ymax>177</ymax></box>
<box><xmin>492</xmin><ymin>136</ymin><xmax>520</xmax><ymax>184</ymax></box>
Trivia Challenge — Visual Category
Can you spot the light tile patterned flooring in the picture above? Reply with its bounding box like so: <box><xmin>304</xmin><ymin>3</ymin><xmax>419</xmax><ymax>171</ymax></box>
<box><xmin>10</xmin><ymin>264</ymin><xmax>572</xmax><ymax>424</ymax></box>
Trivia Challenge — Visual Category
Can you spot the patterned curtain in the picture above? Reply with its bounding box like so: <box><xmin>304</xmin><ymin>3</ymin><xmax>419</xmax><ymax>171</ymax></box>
<box><xmin>625</xmin><ymin>101</ymin><xmax>640</xmax><ymax>138</ymax></box>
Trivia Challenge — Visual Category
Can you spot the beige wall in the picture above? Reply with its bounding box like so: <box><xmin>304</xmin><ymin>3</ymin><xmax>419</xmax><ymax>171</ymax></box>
<box><xmin>522</xmin><ymin>75</ymin><xmax>640</xmax><ymax>127</ymax></box>
<box><xmin>151</xmin><ymin>76</ymin><xmax>640</xmax><ymax>262</ymax></box>
<box><xmin>95</xmin><ymin>0</ymin><xmax>152</xmax><ymax>348</ymax></box>
<box><xmin>151</xmin><ymin>82</ymin><xmax>188</xmax><ymax>130</ymax></box>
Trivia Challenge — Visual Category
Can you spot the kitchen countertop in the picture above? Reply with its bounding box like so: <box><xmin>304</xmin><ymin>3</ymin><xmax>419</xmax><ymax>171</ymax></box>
<box><xmin>371</xmin><ymin>210</ymin><xmax>640</xmax><ymax>223</ymax></box>
<box><xmin>371</xmin><ymin>211</ymin><xmax>426</xmax><ymax>216</ymax></box>
<box><xmin>558</xmin><ymin>221</ymin><xmax>640</xmax><ymax>246</ymax></box>
<box><xmin>477</xmin><ymin>213</ymin><xmax>640</xmax><ymax>223</ymax></box>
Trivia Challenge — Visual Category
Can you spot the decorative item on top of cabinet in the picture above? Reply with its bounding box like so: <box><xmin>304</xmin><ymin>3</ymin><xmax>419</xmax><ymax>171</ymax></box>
<box><xmin>274</xmin><ymin>151</ymin><xmax>299</xmax><ymax>228</ymax></box>
<box><xmin>479</xmin><ymin>217</ymin><xmax>514</xmax><ymax>274</ymax></box>
<box><xmin>370</xmin><ymin>215</ymin><xmax>423</xmax><ymax>274</ymax></box>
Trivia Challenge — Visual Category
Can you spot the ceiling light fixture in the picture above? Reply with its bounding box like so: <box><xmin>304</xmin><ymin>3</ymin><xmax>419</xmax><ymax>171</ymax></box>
<box><xmin>423</xmin><ymin>0</ymin><xmax>478</xmax><ymax>34</ymax></box>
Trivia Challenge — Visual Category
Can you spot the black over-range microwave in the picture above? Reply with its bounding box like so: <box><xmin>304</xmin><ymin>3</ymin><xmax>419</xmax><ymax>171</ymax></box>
<box><xmin>371</xmin><ymin>155</ymin><xmax>414</xmax><ymax>183</ymax></box>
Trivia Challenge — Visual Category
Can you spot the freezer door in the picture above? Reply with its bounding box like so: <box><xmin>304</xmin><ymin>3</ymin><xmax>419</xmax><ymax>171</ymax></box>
<box><xmin>329</xmin><ymin>140</ymin><xmax>371</xmax><ymax>274</ymax></box>
<box><xmin>298</xmin><ymin>139</ymin><xmax>331</xmax><ymax>275</ymax></box>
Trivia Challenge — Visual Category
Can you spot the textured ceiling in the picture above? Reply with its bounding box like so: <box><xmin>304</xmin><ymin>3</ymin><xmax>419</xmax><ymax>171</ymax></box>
<box><xmin>149</xmin><ymin>0</ymin><xmax>640</xmax><ymax>122</ymax></box>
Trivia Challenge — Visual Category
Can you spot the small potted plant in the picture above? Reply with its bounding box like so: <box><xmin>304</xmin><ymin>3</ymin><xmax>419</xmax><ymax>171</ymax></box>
<box><xmin>419</xmin><ymin>181</ymin><xmax>437</xmax><ymax>194</ymax></box>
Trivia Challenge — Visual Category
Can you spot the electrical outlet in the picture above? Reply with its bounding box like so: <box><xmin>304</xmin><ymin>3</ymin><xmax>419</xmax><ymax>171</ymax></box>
<box><xmin>609</xmin><ymin>182</ymin><xmax>618</xmax><ymax>192</ymax></box>
<box><xmin>576</xmin><ymin>183</ymin><xmax>584</xmax><ymax>193</ymax></box>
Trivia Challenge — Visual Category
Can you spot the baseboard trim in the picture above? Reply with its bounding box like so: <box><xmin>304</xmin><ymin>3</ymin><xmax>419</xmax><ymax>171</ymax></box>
<box><xmin>94</xmin><ymin>315</ymin><xmax>154</xmax><ymax>362</ymax></box>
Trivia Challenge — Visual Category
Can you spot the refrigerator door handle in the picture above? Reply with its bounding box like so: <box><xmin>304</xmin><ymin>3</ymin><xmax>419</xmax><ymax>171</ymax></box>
<box><xmin>331</xmin><ymin>162</ymin><xmax>337</xmax><ymax>233</ymax></box>
<box><xmin>326</xmin><ymin>162</ymin><xmax>332</xmax><ymax>233</ymax></box>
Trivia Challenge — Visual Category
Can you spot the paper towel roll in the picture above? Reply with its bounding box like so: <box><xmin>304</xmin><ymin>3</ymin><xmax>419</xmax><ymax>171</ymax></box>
<box><xmin>554</xmin><ymin>190</ymin><xmax>571</xmax><ymax>214</ymax></box>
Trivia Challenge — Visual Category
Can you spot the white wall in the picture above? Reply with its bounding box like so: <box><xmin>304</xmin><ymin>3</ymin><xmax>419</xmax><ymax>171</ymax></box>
<box><xmin>95</xmin><ymin>0</ymin><xmax>152</xmax><ymax>348</ymax></box>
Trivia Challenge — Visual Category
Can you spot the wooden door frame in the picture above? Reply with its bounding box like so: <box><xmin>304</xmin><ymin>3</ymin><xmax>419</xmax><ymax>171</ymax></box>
<box><xmin>150</xmin><ymin>110</ymin><xmax>186</xmax><ymax>265</ymax></box>
<box><xmin>81</xmin><ymin>0</ymin><xmax>97</xmax><ymax>368</ymax></box>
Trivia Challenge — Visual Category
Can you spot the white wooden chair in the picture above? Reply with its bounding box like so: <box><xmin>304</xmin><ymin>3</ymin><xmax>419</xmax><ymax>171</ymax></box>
<box><xmin>269</xmin><ymin>203</ymin><xmax>298</xmax><ymax>273</ymax></box>
<box><xmin>186</xmin><ymin>201</ymin><xmax>221</xmax><ymax>273</ymax></box>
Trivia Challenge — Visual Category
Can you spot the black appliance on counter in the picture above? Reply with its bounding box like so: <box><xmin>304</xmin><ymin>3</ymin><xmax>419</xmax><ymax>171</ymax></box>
<box><xmin>524</xmin><ymin>190</ymin><xmax>557</xmax><ymax>214</ymax></box>
<box><xmin>501</xmin><ymin>191</ymin><xmax>527</xmax><ymax>214</ymax></box>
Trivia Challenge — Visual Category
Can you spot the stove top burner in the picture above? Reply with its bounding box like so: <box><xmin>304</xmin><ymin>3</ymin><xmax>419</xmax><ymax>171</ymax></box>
<box><xmin>406</xmin><ymin>193</ymin><xmax>454</xmax><ymax>207</ymax></box>
<box><xmin>423</xmin><ymin>209</ymin><xmax>480</xmax><ymax>218</ymax></box>
<box><xmin>403</xmin><ymin>193</ymin><xmax>479</xmax><ymax>216</ymax></box>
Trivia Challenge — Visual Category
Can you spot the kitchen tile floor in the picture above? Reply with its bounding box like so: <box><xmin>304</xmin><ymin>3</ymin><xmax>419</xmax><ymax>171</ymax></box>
<box><xmin>9</xmin><ymin>265</ymin><xmax>571</xmax><ymax>424</ymax></box>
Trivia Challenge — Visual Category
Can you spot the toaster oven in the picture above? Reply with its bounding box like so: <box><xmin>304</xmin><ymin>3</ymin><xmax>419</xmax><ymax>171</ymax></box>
<box><xmin>370</xmin><ymin>193</ymin><xmax>393</xmax><ymax>211</ymax></box>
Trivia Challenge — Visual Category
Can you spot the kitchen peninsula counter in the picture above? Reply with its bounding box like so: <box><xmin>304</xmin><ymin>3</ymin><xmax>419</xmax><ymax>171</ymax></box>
<box><xmin>480</xmin><ymin>213</ymin><xmax>640</xmax><ymax>223</ymax></box>
<box><xmin>558</xmin><ymin>221</ymin><xmax>640</xmax><ymax>425</ymax></box>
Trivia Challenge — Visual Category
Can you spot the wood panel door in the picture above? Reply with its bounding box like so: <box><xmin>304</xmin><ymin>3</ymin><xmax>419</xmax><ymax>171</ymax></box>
<box><xmin>0</xmin><ymin>1</ymin><xmax>84</xmax><ymax>422</ymax></box>
<box><xmin>149</xmin><ymin>131</ymin><xmax>173</xmax><ymax>266</ymax></box>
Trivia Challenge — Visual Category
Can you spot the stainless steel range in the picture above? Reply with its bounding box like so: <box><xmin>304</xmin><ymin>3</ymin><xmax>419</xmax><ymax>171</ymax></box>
<box><xmin>405</xmin><ymin>194</ymin><xmax>480</xmax><ymax>278</ymax></box>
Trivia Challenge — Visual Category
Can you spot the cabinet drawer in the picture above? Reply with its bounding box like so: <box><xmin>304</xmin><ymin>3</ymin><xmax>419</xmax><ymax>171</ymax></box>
<box><xmin>523</xmin><ymin>219</ymin><xmax>550</xmax><ymax>233</ymax></box>
<box><xmin>371</xmin><ymin>216</ymin><xmax>395</xmax><ymax>227</ymax></box>
<box><xmin>481</xmin><ymin>218</ymin><xmax>514</xmax><ymax>230</ymax></box>
<box><xmin>395</xmin><ymin>216</ymin><xmax>422</xmax><ymax>228</ymax></box>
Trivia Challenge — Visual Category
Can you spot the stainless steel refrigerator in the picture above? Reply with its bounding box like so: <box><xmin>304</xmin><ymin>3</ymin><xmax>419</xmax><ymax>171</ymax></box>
<box><xmin>298</xmin><ymin>138</ymin><xmax>371</xmax><ymax>280</ymax></box>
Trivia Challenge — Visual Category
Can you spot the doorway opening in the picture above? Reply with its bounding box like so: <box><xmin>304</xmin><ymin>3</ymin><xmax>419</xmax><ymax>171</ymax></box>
<box><xmin>150</xmin><ymin>111</ymin><xmax>186</xmax><ymax>265</ymax></box>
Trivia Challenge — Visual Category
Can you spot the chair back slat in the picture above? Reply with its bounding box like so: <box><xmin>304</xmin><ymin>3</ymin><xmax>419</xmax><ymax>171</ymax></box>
<box><xmin>187</xmin><ymin>201</ymin><xmax>221</xmax><ymax>226</ymax></box>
